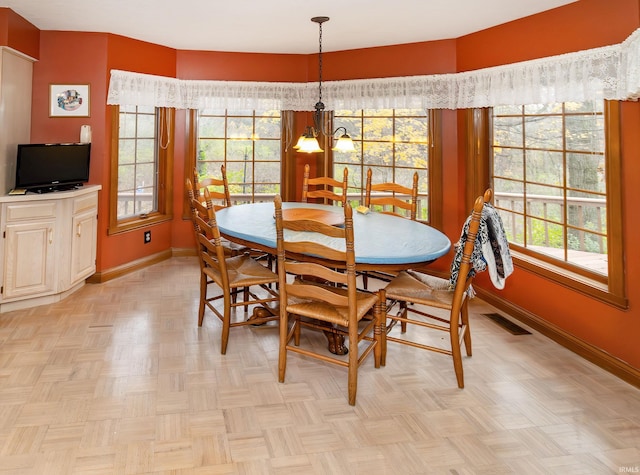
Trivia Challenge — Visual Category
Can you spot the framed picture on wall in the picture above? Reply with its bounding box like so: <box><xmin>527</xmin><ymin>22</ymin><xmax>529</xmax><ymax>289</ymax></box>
<box><xmin>49</xmin><ymin>84</ymin><xmax>90</xmax><ymax>117</ymax></box>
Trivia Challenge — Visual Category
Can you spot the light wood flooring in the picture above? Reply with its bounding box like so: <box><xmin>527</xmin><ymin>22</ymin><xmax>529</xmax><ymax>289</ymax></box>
<box><xmin>0</xmin><ymin>256</ymin><xmax>639</xmax><ymax>474</ymax></box>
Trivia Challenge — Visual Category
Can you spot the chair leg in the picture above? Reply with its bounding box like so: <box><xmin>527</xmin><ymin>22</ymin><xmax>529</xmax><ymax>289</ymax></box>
<box><xmin>221</xmin><ymin>292</ymin><xmax>232</xmax><ymax>355</ymax></box>
<box><xmin>400</xmin><ymin>301</ymin><xmax>408</xmax><ymax>333</ymax></box>
<box><xmin>278</xmin><ymin>310</ymin><xmax>288</xmax><ymax>383</ymax></box>
<box><xmin>198</xmin><ymin>274</ymin><xmax>207</xmax><ymax>326</ymax></box>
<box><xmin>461</xmin><ymin>301</ymin><xmax>472</xmax><ymax>357</ymax></box>
<box><xmin>374</xmin><ymin>289</ymin><xmax>385</xmax><ymax>368</ymax></box>
<box><xmin>293</xmin><ymin>316</ymin><xmax>301</xmax><ymax>346</ymax></box>
<box><xmin>450</xmin><ymin>315</ymin><xmax>464</xmax><ymax>389</ymax></box>
<box><xmin>347</xmin><ymin>322</ymin><xmax>359</xmax><ymax>406</ymax></box>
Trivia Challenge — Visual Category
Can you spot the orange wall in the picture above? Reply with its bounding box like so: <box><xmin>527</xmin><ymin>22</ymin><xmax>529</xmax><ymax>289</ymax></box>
<box><xmin>4</xmin><ymin>0</ymin><xmax>639</xmax><ymax>370</ymax></box>
<box><xmin>457</xmin><ymin>0</ymin><xmax>639</xmax><ymax>71</ymax></box>
<box><xmin>0</xmin><ymin>8</ymin><xmax>39</xmax><ymax>59</ymax></box>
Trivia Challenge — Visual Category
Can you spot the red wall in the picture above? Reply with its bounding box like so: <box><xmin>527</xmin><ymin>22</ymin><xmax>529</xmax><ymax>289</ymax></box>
<box><xmin>0</xmin><ymin>8</ymin><xmax>39</xmax><ymax>59</ymax></box>
<box><xmin>457</xmin><ymin>0</ymin><xmax>639</xmax><ymax>71</ymax></box>
<box><xmin>5</xmin><ymin>0</ymin><xmax>640</xmax><ymax>370</ymax></box>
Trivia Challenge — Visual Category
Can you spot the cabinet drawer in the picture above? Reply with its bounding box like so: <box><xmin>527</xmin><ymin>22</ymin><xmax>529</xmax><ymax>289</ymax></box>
<box><xmin>72</xmin><ymin>193</ymin><xmax>98</xmax><ymax>215</ymax></box>
<box><xmin>5</xmin><ymin>202</ymin><xmax>57</xmax><ymax>222</ymax></box>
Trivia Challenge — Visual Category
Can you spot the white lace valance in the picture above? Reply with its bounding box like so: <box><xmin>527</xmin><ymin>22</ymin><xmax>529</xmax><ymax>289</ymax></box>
<box><xmin>107</xmin><ymin>27</ymin><xmax>640</xmax><ymax>110</ymax></box>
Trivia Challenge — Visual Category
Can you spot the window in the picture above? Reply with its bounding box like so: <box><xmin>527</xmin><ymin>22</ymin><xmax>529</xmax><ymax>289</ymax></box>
<box><xmin>193</xmin><ymin>109</ymin><xmax>281</xmax><ymax>203</ymax></box>
<box><xmin>109</xmin><ymin>105</ymin><xmax>174</xmax><ymax>234</ymax></box>
<box><xmin>473</xmin><ymin>101</ymin><xmax>625</xmax><ymax>306</ymax></box>
<box><xmin>333</xmin><ymin>109</ymin><xmax>440</xmax><ymax>225</ymax></box>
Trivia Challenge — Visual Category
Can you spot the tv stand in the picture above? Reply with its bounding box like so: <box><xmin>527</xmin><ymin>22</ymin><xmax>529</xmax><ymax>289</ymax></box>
<box><xmin>0</xmin><ymin>185</ymin><xmax>100</xmax><ymax>313</ymax></box>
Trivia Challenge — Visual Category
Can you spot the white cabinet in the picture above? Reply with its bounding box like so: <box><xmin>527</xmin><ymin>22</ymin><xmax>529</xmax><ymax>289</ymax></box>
<box><xmin>0</xmin><ymin>185</ymin><xmax>100</xmax><ymax>312</ymax></box>
<box><xmin>70</xmin><ymin>193</ymin><xmax>99</xmax><ymax>285</ymax></box>
<box><xmin>2</xmin><ymin>201</ymin><xmax>57</xmax><ymax>300</ymax></box>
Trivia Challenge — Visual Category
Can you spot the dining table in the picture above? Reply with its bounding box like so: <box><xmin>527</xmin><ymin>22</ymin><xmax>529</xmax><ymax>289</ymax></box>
<box><xmin>215</xmin><ymin>201</ymin><xmax>451</xmax><ymax>271</ymax></box>
<box><xmin>214</xmin><ymin>201</ymin><xmax>452</xmax><ymax>355</ymax></box>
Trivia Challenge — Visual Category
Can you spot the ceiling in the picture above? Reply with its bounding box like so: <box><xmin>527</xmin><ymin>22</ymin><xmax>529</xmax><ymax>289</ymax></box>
<box><xmin>2</xmin><ymin>0</ymin><xmax>577</xmax><ymax>54</ymax></box>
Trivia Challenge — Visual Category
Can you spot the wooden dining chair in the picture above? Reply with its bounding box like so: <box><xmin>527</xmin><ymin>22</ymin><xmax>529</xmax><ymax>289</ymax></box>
<box><xmin>274</xmin><ymin>194</ymin><xmax>385</xmax><ymax>405</ymax></box>
<box><xmin>361</xmin><ymin>167</ymin><xmax>420</xmax><ymax>288</ymax></box>
<box><xmin>193</xmin><ymin>165</ymin><xmax>232</xmax><ymax>209</ymax></box>
<box><xmin>365</xmin><ymin>168</ymin><xmax>419</xmax><ymax>220</ymax></box>
<box><xmin>190</xmin><ymin>187</ymin><xmax>279</xmax><ymax>354</ymax></box>
<box><xmin>301</xmin><ymin>163</ymin><xmax>348</xmax><ymax>206</ymax></box>
<box><xmin>382</xmin><ymin>189</ymin><xmax>492</xmax><ymax>388</ymax></box>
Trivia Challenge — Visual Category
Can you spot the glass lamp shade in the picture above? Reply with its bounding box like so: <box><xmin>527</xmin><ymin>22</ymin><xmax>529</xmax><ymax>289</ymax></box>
<box><xmin>298</xmin><ymin>136</ymin><xmax>324</xmax><ymax>153</ymax></box>
<box><xmin>332</xmin><ymin>134</ymin><xmax>355</xmax><ymax>152</ymax></box>
<box><xmin>293</xmin><ymin>134</ymin><xmax>307</xmax><ymax>150</ymax></box>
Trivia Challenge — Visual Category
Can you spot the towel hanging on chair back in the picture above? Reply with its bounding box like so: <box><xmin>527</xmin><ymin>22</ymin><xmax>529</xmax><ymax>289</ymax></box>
<box><xmin>449</xmin><ymin>202</ymin><xmax>513</xmax><ymax>290</ymax></box>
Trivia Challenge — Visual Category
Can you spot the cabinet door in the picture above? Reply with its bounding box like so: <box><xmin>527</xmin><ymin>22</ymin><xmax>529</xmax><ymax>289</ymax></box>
<box><xmin>3</xmin><ymin>220</ymin><xmax>56</xmax><ymax>299</ymax></box>
<box><xmin>70</xmin><ymin>208</ymin><xmax>97</xmax><ymax>285</ymax></box>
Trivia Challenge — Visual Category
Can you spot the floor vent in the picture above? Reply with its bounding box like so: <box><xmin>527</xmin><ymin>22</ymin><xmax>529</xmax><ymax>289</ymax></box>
<box><xmin>482</xmin><ymin>313</ymin><xmax>531</xmax><ymax>335</ymax></box>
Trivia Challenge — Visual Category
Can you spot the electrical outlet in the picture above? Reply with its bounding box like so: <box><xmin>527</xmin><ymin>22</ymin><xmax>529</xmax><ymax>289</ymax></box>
<box><xmin>144</xmin><ymin>230</ymin><xmax>151</xmax><ymax>243</ymax></box>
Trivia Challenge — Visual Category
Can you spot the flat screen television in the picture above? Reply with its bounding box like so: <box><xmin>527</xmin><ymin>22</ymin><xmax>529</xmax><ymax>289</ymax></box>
<box><xmin>15</xmin><ymin>143</ymin><xmax>91</xmax><ymax>193</ymax></box>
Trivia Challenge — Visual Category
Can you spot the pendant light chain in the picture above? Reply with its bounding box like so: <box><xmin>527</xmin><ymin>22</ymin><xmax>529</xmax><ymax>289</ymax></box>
<box><xmin>318</xmin><ymin>19</ymin><xmax>323</xmax><ymax>107</ymax></box>
<box><xmin>311</xmin><ymin>16</ymin><xmax>329</xmax><ymax>118</ymax></box>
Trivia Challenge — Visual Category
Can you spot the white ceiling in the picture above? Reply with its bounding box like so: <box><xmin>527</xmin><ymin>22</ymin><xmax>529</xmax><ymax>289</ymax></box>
<box><xmin>2</xmin><ymin>0</ymin><xmax>577</xmax><ymax>54</ymax></box>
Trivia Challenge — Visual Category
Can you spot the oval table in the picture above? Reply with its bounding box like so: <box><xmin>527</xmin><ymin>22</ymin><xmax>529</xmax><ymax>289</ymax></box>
<box><xmin>215</xmin><ymin>201</ymin><xmax>451</xmax><ymax>355</ymax></box>
<box><xmin>215</xmin><ymin>201</ymin><xmax>451</xmax><ymax>271</ymax></box>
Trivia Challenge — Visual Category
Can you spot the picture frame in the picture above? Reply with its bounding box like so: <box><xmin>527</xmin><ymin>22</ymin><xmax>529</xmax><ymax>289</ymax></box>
<box><xmin>49</xmin><ymin>84</ymin><xmax>90</xmax><ymax>117</ymax></box>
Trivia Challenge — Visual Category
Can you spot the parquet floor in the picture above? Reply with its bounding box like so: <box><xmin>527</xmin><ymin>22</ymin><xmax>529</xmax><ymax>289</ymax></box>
<box><xmin>0</xmin><ymin>256</ymin><xmax>639</xmax><ymax>474</ymax></box>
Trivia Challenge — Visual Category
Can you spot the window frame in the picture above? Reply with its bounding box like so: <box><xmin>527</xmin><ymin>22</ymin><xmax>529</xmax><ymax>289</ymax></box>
<box><xmin>467</xmin><ymin>101</ymin><xmax>626</xmax><ymax>308</ymax></box>
<box><xmin>108</xmin><ymin>105</ymin><xmax>174</xmax><ymax>235</ymax></box>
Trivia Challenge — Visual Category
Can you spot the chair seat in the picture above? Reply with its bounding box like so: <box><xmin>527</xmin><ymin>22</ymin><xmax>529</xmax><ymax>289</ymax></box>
<box><xmin>287</xmin><ymin>282</ymin><xmax>379</xmax><ymax>327</ymax></box>
<box><xmin>204</xmin><ymin>254</ymin><xmax>278</xmax><ymax>289</ymax></box>
<box><xmin>385</xmin><ymin>270</ymin><xmax>456</xmax><ymax>310</ymax></box>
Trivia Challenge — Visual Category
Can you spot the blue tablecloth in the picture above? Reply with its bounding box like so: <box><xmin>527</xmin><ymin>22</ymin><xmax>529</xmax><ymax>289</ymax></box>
<box><xmin>215</xmin><ymin>202</ymin><xmax>451</xmax><ymax>266</ymax></box>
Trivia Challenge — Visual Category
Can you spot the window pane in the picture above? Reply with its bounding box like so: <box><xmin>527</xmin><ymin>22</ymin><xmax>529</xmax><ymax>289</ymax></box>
<box><xmin>255</xmin><ymin>141</ymin><xmax>280</xmax><ymax>160</ymax></box>
<box><xmin>529</xmin><ymin>218</ymin><xmax>564</xmax><ymax>250</ymax></box>
<box><xmin>118</xmin><ymin>165</ymin><xmax>135</xmax><ymax>190</ymax></box>
<box><xmin>524</xmin><ymin>115</ymin><xmax>563</xmax><ymax>150</ymax></box>
<box><xmin>395</xmin><ymin>143</ymin><xmax>429</xmax><ymax>168</ymax></box>
<box><xmin>227</xmin><ymin>117</ymin><xmax>253</xmax><ymax>139</ymax></box>
<box><xmin>395</xmin><ymin>117</ymin><xmax>428</xmax><ymax>142</ymax></box>
<box><xmin>525</xmin><ymin>150</ymin><xmax>563</xmax><ymax>186</ymax></box>
<box><xmin>567</xmin><ymin>153</ymin><xmax>606</xmax><ymax>193</ymax></box>
<box><xmin>199</xmin><ymin>117</ymin><xmax>225</xmax><ymax>137</ymax></box>
<box><xmin>526</xmin><ymin>183</ymin><xmax>563</xmax><ymax>224</ymax></box>
<box><xmin>137</xmin><ymin>115</ymin><xmax>155</xmax><ymax>137</ymax></box>
<box><xmin>255</xmin><ymin>117</ymin><xmax>280</xmax><ymax>138</ymax></box>
<box><xmin>493</xmin><ymin>148</ymin><xmax>523</xmax><ymax>180</ymax></box>
<box><xmin>362</xmin><ymin>142</ymin><xmax>393</xmax><ymax>166</ymax></box>
<box><xmin>196</xmin><ymin>110</ymin><xmax>281</xmax><ymax>203</ymax></box>
<box><xmin>198</xmin><ymin>139</ymin><xmax>224</xmax><ymax>161</ymax></box>
<box><xmin>566</xmin><ymin>115</ymin><xmax>605</xmax><ymax>152</ymax></box>
<box><xmin>493</xmin><ymin>116</ymin><xmax>523</xmax><ymax>147</ymax></box>
<box><xmin>363</xmin><ymin>117</ymin><xmax>393</xmax><ymax>140</ymax></box>
<box><xmin>566</xmin><ymin>191</ymin><xmax>606</xmax><ymax>232</ymax></box>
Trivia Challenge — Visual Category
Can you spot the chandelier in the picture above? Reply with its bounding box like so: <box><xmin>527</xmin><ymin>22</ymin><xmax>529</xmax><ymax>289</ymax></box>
<box><xmin>295</xmin><ymin>16</ymin><xmax>355</xmax><ymax>154</ymax></box>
